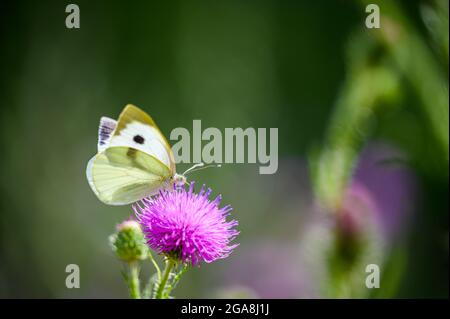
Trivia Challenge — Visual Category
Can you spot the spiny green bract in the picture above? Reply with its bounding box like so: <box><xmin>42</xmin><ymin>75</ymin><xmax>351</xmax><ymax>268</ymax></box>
<box><xmin>109</xmin><ymin>220</ymin><xmax>148</xmax><ymax>262</ymax></box>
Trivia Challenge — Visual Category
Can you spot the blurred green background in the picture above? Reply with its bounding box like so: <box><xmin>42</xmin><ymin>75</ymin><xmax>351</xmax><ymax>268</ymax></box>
<box><xmin>0</xmin><ymin>0</ymin><xmax>448</xmax><ymax>298</ymax></box>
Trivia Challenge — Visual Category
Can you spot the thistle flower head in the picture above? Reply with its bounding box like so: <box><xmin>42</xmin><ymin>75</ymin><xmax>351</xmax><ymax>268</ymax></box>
<box><xmin>134</xmin><ymin>182</ymin><xmax>239</xmax><ymax>266</ymax></box>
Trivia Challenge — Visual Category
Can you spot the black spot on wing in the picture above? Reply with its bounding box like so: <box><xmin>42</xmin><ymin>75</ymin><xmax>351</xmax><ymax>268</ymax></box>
<box><xmin>133</xmin><ymin>135</ymin><xmax>145</xmax><ymax>144</ymax></box>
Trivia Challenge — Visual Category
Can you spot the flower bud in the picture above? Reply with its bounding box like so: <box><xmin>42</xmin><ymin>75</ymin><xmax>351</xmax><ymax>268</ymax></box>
<box><xmin>109</xmin><ymin>220</ymin><xmax>148</xmax><ymax>262</ymax></box>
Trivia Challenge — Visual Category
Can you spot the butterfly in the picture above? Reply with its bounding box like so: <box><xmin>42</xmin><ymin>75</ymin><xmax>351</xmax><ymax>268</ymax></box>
<box><xmin>86</xmin><ymin>104</ymin><xmax>211</xmax><ymax>205</ymax></box>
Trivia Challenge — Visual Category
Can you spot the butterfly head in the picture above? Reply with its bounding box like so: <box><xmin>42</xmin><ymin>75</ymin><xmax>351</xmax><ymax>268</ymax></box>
<box><xmin>172</xmin><ymin>173</ymin><xmax>187</xmax><ymax>187</ymax></box>
<box><xmin>170</xmin><ymin>163</ymin><xmax>222</xmax><ymax>189</ymax></box>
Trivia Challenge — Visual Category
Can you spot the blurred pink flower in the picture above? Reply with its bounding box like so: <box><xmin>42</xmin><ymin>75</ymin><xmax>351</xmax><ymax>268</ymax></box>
<box><xmin>354</xmin><ymin>142</ymin><xmax>418</xmax><ymax>239</ymax></box>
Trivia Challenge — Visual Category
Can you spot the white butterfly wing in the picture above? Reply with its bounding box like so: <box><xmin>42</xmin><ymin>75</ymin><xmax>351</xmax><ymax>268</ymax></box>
<box><xmin>86</xmin><ymin>146</ymin><xmax>171</xmax><ymax>205</ymax></box>
<box><xmin>107</xmin><ymin>104</ymin><xmax>176</xmax><ymax>174</ymax></box>
<box><xmin>108</xmin><ymin>122</ymin><xmax>171</xmax><ymax>169</ymax></box>
<box><xmin>88</xmin><ymin>104</ymin><xmax>176</xmax><ymax>205</ymax></box>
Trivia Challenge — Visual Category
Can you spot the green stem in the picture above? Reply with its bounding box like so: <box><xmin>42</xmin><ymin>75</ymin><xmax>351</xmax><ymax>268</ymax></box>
<box><xmin>148</xmin><ymin>251</ymin><xmax>161</xmax><ymax>280</ymax></box>
<box><xmin>142</xmin><ymin>252</ymin><xmax>162</xmax><ymax>299</ymax></box>
<box><xmin>155</xmin><ymin>258</ymin><xmax>176</xmax><ymax>299</ymax></box>
<box><xmin>128</xmin><ymin>261</ymin><xmax>141</xmax><ymax>299</ymax></box>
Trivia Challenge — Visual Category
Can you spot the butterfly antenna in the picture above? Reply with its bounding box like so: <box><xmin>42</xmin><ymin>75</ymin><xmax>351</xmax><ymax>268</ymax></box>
<box><xmin>182</xmin><ymin>163</ymin><xmax>204</xmax><ymax>175</ymax></box>
<box><xmin>183</xmin><ymin>163</ymin><xmax>222</xmax><ymax>175</ymax></box>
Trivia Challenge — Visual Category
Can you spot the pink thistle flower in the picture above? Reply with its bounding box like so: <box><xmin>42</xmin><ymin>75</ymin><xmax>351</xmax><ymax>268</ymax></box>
<box><xmin>134</xmin><ymin>182</ymin><xmax>239</xmax><ymax>266</ymax></box>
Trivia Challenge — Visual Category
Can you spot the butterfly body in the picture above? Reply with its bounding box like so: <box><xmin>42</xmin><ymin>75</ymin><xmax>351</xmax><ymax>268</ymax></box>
<box><xmin>86</xmin><ymin>104</ymin><xmax>183</xmax><ymax>205</ymax></box>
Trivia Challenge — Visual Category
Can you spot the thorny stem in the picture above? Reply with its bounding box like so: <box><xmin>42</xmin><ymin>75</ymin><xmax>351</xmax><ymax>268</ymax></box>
<box><xmin>167</xmin><ymin>264</ymin><xmax>188</xmax><ymax>292</ymax></box>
